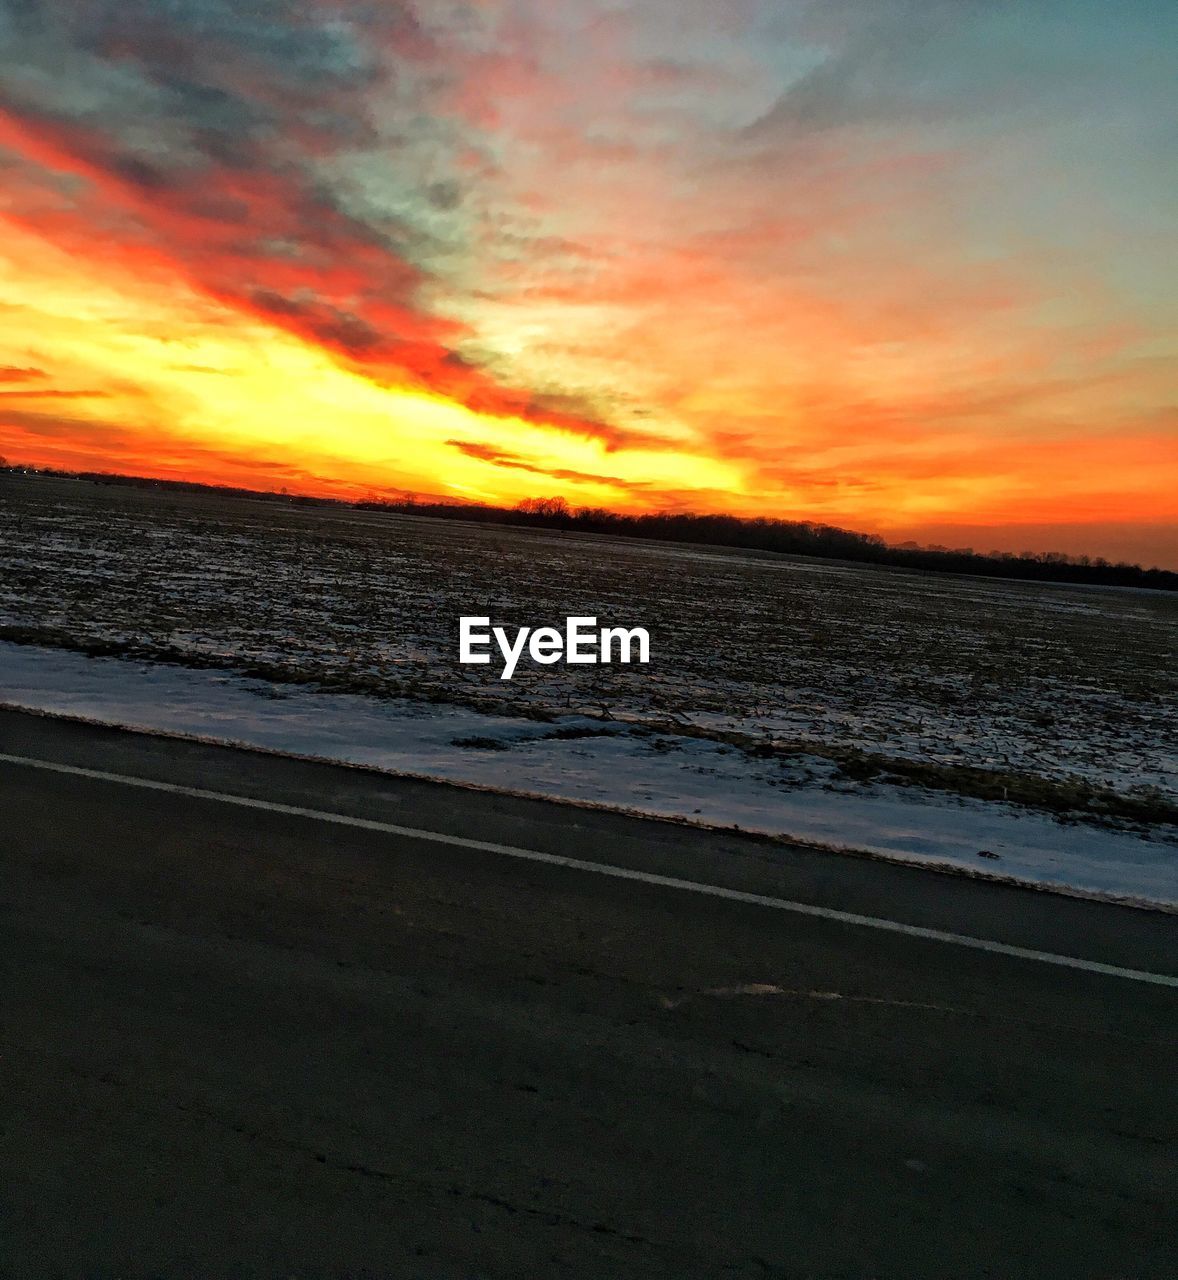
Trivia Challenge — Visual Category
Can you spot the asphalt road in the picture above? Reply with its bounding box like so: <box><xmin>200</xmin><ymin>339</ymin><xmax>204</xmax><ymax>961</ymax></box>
<box><xmin>2</xmin><ymin>707</ymin><xmax>1176</xmax><ymax>1278</ymax></box>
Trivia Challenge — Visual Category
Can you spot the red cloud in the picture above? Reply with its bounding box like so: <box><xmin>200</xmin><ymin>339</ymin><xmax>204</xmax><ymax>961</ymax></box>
<box><xmin>0</xmin><ymin>104</ymin><xmax>649</xmax><ymax>452</ymax></box>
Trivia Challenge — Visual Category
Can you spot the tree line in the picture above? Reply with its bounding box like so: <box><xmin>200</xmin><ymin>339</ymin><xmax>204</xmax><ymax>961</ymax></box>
<box><xmin>5</xmin><ymin>466</ymin><xmax>1173</xmax><ymax>589</ymax></box>
<box><xmin>365</xmin><ymin>494</ymin><xmax>1177</xmax><ymax>590</ymax></box>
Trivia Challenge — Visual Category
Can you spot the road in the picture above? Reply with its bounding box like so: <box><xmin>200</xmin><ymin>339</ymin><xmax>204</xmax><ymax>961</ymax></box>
<box><xmin>2</xmin><ymin>706</ymin><xmax>1175</xmax><ymax>1277</ymax></box>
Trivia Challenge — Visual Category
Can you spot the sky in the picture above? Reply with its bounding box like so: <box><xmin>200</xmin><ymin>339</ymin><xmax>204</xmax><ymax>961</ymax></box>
<box><xmin>0</xmin><ymin>0</ymin><xmax>1175</xmax><ymax>566</ymax></box>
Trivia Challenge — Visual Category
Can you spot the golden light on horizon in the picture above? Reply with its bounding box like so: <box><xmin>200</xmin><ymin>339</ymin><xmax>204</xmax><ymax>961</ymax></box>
<box><xmin>0</xmin><ymin>217</ymin><xmax>742</xmax><ymax>508</ymax></box>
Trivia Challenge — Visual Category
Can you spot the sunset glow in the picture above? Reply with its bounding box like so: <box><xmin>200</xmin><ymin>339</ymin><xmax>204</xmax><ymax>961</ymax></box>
<box><xmin>1</xmin><ymin>1</ymin><xmax>1175</xmax><ymax>563</ymax></box>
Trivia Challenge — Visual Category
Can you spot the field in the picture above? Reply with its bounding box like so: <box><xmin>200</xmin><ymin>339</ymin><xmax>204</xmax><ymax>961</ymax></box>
<box><xmin>3</xmin><ymin>474</ymin><xmax>1174</xmax><ymax>827</ymax></box>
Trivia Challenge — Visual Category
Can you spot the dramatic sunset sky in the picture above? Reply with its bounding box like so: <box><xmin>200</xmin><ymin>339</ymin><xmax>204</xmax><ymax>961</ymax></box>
<box><xmin>1</xmin><ymin>0</ymin><xmax>1175</xmax><ymax>564</ymax></box>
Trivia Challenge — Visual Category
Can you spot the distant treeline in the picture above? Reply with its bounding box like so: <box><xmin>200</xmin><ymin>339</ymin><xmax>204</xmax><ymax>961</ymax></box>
<box><xmin>5</xmin><ymin>465</ymin><xmax>1174</xmax><ymax>589</ymax></box>
<box><xmin>2</xmin><ymin>466</ymin><xmax>355</xmax><ymax>508</ymax></box>
<box><xmin>367</xmin><ymin>495</ymin><xmax>1176</xmax><ymax>589</ymax></box>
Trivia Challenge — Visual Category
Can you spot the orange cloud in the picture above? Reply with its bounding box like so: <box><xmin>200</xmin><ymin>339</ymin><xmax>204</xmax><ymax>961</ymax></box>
<box><xmin>0</xmin><ymin>0</ymin><xmax>1174</xmax><ymax>565</ymax></box>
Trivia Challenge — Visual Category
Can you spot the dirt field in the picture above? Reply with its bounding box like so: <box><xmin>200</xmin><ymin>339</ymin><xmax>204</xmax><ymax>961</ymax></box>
<box><xmin>2</xmin><ymin>473</ymin><xmax>1175</xmax><ymax>815</ymax></box>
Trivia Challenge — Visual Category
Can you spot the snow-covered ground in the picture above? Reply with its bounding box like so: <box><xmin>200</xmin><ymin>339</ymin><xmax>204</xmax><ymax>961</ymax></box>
<box><xmin>3</xmin><ymin>479</ymin><xmax>1175</xmax><ymax>800</ymax></box>
<box><xmin>3</xmin><ymin>641</ymin><xmax>1174</xmax><ymax>909</ymax></box>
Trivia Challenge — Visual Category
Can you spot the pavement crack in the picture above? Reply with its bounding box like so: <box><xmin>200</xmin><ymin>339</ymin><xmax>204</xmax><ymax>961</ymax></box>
<box><xmin>50</xmin><ymin>1064</ymin><xmax>661</xmax><ymax>1252</ymax></box>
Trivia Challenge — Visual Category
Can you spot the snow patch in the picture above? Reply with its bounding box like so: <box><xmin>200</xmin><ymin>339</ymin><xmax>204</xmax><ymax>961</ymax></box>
<box><xmin>1</xmin><ymin>642</ymin><xmax>1174</xmax><ymax>908</ymax></box>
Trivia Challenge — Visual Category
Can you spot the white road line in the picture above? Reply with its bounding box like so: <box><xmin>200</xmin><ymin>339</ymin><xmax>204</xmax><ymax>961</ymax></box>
<box><xmin>3</xmin><ymin>750</ymin><xmax>1176</xmax><ymax>989</ymax></box>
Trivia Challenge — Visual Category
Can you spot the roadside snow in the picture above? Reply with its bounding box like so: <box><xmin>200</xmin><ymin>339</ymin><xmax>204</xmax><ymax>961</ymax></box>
<box><xmin>1</xmin><ymin>641</ymin><xmax>1174</xmax><ymax>908</ymax></box>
